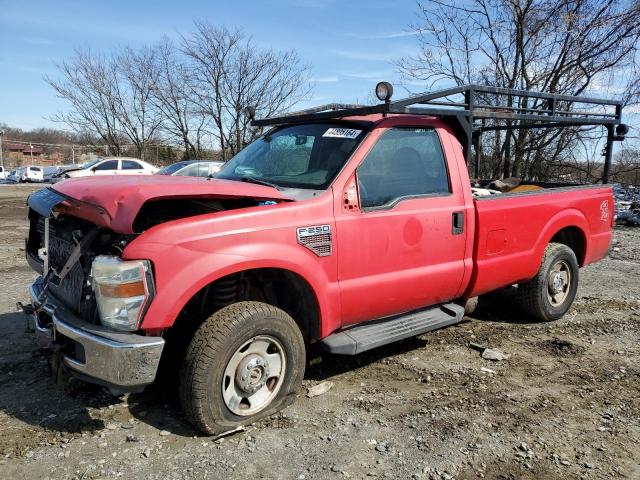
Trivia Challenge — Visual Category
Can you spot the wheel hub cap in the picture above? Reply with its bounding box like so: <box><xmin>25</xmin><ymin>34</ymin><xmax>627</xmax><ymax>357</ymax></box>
<box><xmin>547</xmin><ymin>260</ymin><xmax>571</xmax><ymax>306</ymax></box>
<box><xmin>551</xmin><ymin>273</ymin><xmax>565</xmax><ymax>293</ymax></box>
<box><xmin>236</xmin><ymin>356</ymin><xmax>269</xmax><ymax>394</ymax></box>
<box><xmin>222</xmin><ymin>335</ymin><xmax>286</xmax><ymax>416</ymax></box>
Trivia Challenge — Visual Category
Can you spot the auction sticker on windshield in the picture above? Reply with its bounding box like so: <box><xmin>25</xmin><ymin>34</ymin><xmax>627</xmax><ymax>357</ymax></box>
<box><xmin>323</xmin><ymin>127</ymin><xmax>362</xmax><ymax>139</ymax></box>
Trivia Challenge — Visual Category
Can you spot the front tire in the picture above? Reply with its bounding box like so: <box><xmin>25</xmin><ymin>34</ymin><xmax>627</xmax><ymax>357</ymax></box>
<box><xmin>518</xmin><ymin>243</ymin><xmax>579</xmax><ymax>321</ymax></box>
<box><xmin>179</xmin><ymin>301</ymin><xmax>305</xmax><ymax>435</ymax></box>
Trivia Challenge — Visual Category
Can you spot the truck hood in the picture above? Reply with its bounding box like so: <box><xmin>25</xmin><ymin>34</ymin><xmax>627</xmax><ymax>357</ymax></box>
<box><xmin>43</xmin><ymin>175</ymin><xmax>292</xmax><ymax>233</ymax></box>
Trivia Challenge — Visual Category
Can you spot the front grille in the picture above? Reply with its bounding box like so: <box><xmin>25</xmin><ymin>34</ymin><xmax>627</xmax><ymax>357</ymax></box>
<box><xmin>30</xmin><ymin>213</ymin><xmax>98</xmax><ymax>322</ymax></box>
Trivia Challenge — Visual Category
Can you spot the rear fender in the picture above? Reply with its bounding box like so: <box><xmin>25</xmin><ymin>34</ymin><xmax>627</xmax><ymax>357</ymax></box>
<box><xmin>531</xmin><ymin>208</ymin><xmax>590</xmax><ymax>272</ymax></box>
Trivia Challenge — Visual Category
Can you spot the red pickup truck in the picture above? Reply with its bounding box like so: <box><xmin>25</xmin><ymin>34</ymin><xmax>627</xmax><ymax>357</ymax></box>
<box><xmin>22</xmin><ymin>84</ymin><xmax>625</xmax><ymax>434</ymax></box>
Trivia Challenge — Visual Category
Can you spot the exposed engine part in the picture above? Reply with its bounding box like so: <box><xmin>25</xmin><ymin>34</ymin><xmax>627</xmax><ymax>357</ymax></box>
<box><xmin>132</xmin><ymin>198</ymin><xmax>269</xmax><ymax>233</ymax></box>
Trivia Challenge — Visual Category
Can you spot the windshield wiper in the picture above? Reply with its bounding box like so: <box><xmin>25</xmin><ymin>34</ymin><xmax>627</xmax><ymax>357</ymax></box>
<box><xmin>240</xmin><ymin>176</ymin><xmax>280</xmax><ymax>189</ymax></box>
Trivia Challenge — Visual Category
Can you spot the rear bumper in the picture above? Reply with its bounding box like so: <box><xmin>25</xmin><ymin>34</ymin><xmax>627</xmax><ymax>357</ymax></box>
<box><xmin>28</xmin><ymin>277</ymin><xmax>164</xmax><ymax>392</ymax></box>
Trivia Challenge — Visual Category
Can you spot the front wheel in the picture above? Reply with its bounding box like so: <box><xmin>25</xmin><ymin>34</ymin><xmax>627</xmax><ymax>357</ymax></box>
<box><xmin>518</xmin><ymin>243</ymin><xmax>579</xmax><ymax>321</ymax></box>
<box><xmin>179</xmin><ymin>301</ymin><xmax>305</xmax><ymax>435</ymax></box>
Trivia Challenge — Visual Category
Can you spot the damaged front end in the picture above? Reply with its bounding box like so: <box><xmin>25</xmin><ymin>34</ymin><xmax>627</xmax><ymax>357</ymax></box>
<box><xmin>21</xmin><ymin>187</ymin><xmax>164</xmax><ymax>393</ymax></box>
<box><xmin>20</xmin><ymin>179</ymin><xmax>290</xmax><ymax>392</ymax></box>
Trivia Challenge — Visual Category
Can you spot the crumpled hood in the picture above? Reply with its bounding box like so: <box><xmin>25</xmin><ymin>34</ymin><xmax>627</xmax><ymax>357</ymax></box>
<box><xmin>46</xmin><ymin>175</ymin><xmax>291</xmax><ymax>233</ymax></box>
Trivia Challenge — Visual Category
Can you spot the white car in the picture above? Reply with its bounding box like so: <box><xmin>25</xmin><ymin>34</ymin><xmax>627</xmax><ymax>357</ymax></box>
<box><xmin>62</xmin><ymin>157</ymin><xmax>157</xmax><ymax>179</ymax></box>
<box><xmin>0</xmin><ymin>165</ymin><xmax>7</xmax><ymax>180</ymax></box>
<box><xmin>13</xmin><ymin>166</ymin><xmax>44</xmax><ymax>183</ymax></box>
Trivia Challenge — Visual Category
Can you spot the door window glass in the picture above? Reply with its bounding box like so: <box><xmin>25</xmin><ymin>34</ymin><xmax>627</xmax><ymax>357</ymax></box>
<box><xmin>357</xmin><ymin>128</ymin><xmax>450</xmax><ymax>208</ymax></box>
<box><xmin>94</xmin><ymin>160</ymin><xmax>119</xmax><ymax>171</ymax></box>
<box><xmin>122</xmin><ymin>160</ymin><xmax>142</xmax><ymax>170</ymax></box>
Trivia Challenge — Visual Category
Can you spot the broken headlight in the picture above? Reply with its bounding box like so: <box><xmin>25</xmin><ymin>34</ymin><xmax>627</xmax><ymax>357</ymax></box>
<box><xmin>91</xmin><ymin>256</ymin><xmax>154</xmax><ymax>331</ymax></box>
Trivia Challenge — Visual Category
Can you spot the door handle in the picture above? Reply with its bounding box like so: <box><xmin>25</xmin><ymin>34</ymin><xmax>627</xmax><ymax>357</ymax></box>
<box><xmin>452</xmin><ymin>211</ymin><xmax>464</xmax><ymax>235</ymax></box>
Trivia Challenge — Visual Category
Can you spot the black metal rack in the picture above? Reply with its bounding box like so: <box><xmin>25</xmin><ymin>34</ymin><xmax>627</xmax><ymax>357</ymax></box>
<box><xmin>252</xmin><ymin>84</ymin><xmax>627</xmax><ymax>182</ymax></box>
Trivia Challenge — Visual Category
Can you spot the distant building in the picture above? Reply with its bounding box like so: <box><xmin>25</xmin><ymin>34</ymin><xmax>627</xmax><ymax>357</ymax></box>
<box><xmin>3</xmin><ymin>143</ymin><xmax>50</xmax><ymax>167</ymax></box>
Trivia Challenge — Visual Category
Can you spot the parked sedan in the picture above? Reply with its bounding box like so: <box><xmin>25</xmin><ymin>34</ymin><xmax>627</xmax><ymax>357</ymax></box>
<box><xmin>156</xmin><ymin>160</ymin><xmax>224</xmax><ymax>177</ymax></box>
<box><xmin>61</xmin><ymin>157</ymin><xmax>157</xmax><ymax>179</ymax></box>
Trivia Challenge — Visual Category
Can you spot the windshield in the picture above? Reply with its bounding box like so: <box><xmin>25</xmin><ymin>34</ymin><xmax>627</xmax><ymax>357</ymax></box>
<box><xmin>157</xmin><ymin>161</ymin><xmax>193</xmax><ymax>175</ymax></box>
<box><xmin>216</xmin><ymin>123</ymin><xmax>366</xmax><ymax>189</ymax></box>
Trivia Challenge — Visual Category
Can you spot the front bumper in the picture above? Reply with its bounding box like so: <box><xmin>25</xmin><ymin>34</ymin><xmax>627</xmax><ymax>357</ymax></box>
<box><xmin>27</xmin><ymin>277</ymin><xmax>164</xmax><ymax>392</ymax></box>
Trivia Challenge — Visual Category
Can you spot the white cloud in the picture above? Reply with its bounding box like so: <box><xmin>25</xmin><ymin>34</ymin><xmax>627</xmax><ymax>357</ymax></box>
<box><xmin>331</xmin><ymin>49</ymin><xmax>391</xmax><ymax>62</ymax></box>
<box><xmin>341</xmin><ymin>69</ymin><xmax>395</xmax><ymax>80</ymax></box>
<box><xmin>20</xmin><ymin>37</ymin><xmax>57</xmax><ymax>46</ymax></box>
<box><xmin>311</xmin><ymin>75</ymin><xmax>339</xmax><ymax>83</ymax></box>
<box><xmin>346</xmin><ymin>31</ymin><xmax>418</xmax><ymax>40</ymax></box>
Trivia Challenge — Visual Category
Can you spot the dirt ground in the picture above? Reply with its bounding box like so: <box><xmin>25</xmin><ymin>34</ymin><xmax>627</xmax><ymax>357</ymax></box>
<box><xmin>0</xmin><ymin>183</ymin><xmax>638</xmax><ymax>480</ymax></box>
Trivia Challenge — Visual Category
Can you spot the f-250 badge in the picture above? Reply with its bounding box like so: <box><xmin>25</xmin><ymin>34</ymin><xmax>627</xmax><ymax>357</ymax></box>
<box><xmin>296</xmin><ymin>225</ymin><xmax>332</xmax><ymax>257</ymax></box>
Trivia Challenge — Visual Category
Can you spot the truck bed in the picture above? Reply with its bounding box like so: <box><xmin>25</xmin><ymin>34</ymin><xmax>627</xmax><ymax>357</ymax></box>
<box><xmin>466</xmin><ymin>184</ymin><xmax>613</xmax><ymax>298</ymax></box>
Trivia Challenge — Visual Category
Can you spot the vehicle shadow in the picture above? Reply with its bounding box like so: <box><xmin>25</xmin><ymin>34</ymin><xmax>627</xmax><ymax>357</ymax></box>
<box><xmin>305</xmin><ymin>288</ymin><xmax>546</xmax><ymax>381</ymax></box>
<box><xmin>0</xmin><ymin>289</ymin><xmax>543</xmax><ymax>440</ymax></box>
<box><xmin>305</xmin><ymin>336</ymin><xmax>430</xmax><ymax>381</ymax></box>
<box><xmin>0</xmin><ymin>311</ymin><xmax>118</xmax><ymax>436</ymax></box>
<box><xmin>471</xmin><ymin>286</ymin><xmax>543</xmax><ymax>324</ymax></box>
<box><xmin>0</xmin><ymin>311</ymin><xmax>200</xmax><ymax>438</ymax></box>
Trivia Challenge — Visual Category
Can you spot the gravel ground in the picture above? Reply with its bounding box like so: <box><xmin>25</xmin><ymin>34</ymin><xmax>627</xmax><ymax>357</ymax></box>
<box><xmin>0</xmin><ymin>184</ymin><xmax>638</xmax><ymax>480</ymax></box>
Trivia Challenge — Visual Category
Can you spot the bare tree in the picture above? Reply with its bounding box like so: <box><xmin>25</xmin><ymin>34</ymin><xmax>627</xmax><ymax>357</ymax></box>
<box><xmin>150</xmin><ymin>38</ymin><xmax>208</xmax><ymax>159</ymax></box>
<box><xmin>45</xmin><ymin>50</ymin><xmax>124</xmax><ymax>154</ymax></box>
<box><xmin>47</xmin><ymin>48</ymin><xmax>163</xmax><ymax>159</ymax></box>
<box><xmin>612</xmin><ymin>145</ymin><xmax>640</xmax><ymax>184</ymax></box>
<box><xmin>183</xmin><ymin>23</ymin><xmax>313</xmax><ymax>160</ymax></box>
<box><xmin>397</xmin><ymin>0</ymin><xmax>640</xmax><ymax>181</ymax></box>
<box><xmin>112</xmin><ymin>46</ymin><xmax>163</xmax><ymax>160</ymax></box>
<box><xmin>47</xmin><ymin>23</ymin><xmax>312</xmax><ymax>161</ymax></box>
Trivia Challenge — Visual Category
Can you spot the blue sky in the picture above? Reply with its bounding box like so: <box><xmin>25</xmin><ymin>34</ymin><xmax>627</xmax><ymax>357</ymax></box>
<box><xmin>0</xmin><ymin>0</ymin><xmax>424</xmax><ymax>130</ymax></box>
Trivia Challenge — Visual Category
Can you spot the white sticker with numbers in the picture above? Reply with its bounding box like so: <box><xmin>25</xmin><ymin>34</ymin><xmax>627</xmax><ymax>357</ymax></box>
<box><xmin>323</xmin><ymin>127</ymin><xmax>362</xmax><ymax>139</ymax></box>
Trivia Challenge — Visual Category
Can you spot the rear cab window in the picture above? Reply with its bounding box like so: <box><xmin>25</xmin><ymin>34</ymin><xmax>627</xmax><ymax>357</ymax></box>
<box><xmin>357</xmin><ymin>128</ymin><xmax>450</xmax><ymax>209</ymax></box>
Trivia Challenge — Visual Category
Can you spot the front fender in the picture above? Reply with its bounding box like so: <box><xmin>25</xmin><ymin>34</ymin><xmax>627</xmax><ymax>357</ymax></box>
<box><xmin>124</xmin><ymin>240</ymin><xmax>340</xmax><ymax>336</ymax></box>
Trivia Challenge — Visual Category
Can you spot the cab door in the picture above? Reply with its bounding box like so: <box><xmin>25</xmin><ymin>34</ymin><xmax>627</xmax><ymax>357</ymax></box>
<box><xmin>335</xmin><ymin>127</ymin><xmax>467</xmax><ymax>326</ymax></box>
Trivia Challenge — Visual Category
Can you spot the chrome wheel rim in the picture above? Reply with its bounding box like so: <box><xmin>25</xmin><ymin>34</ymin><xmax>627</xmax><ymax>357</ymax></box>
<box><xmin>222</xmin><ymin>335</ymin><xmax>286</xmax><ymax>416</ymax></box>
<box><xmin>547</xmin><ymin>260</ymin><xmax>571</xmax><ymax>306</ymax></box>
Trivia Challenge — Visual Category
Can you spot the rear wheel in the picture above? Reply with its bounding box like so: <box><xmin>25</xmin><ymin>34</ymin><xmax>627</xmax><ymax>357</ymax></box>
<box><xmin>518</xmin><ymin>243</ymin><xmax>579</xmax><ymax>321</ymax></box>
<box><xmin>179</xmin><ymin>301</ymin><xmax>305</xmax><ymax>435</ymax></box>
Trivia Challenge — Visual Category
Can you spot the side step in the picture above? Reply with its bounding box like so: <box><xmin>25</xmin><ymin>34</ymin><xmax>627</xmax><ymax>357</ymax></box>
<box><xmin>319</xmin><ymin>303</ymin><xmax>465</xmax><ymax>355</ymax></box>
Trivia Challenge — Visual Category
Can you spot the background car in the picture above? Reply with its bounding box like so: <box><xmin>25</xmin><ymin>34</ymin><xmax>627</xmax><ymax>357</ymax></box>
<box><xmin>0</xmin><ymin>166</ymin><xmax>7</xmax><ymax>181</ymax></box>
<box><xmin>42</xmin><ymin>166</ymin><xmax>62</xmax><ymax>183</ymax></box>
<box><xmin>156</xmin><ymin>160</ymin><xmax>224</xmax><ymax>177</ymax></box>
<box><xmin>62</xmin><ymin>157</ymin><xmax>157</xmax><ymax>179</ymax></box>
<box><xmin>6</xmin><ymin>170</ymin><xmax>18</xmax><ymax>183</ymax></box>
<box><xmin>10</xmin><ymin>166</ymin><xmax>44</xmax><ymax>183</ymax></box>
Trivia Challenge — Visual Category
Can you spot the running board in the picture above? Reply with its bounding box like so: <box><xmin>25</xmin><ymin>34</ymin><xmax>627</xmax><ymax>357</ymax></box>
<box><xmin>319</xmin><ymin>303</ymin><xmax>465</xmax><ymax>355</ymax></box>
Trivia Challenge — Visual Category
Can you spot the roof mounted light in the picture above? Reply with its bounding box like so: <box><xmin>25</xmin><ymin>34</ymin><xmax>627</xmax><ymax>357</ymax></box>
<box><xmin>244</xmin><ymin>105</ymin><xmax>256</xmax><ymax>121</ymax></box>
<box><xmin>375</xmin><ymin>81</ymin><xmax>394</xmax><ymax>102</ymax></box>
<box><xmin>616</xmin><ymin>123</ymin><xmax>629</xmax><ymax>137</ymax></box>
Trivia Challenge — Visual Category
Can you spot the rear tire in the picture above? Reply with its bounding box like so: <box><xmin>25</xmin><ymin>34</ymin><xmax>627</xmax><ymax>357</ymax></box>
<box><xmin>518</xmin><ymin>243</ymin><xmax>579</xmax><ymax>321</ymax></box>
<box><xmin>179</xmin><ymin>301</ymin><xmax>305</xmax><ymax>435</ymax></box>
